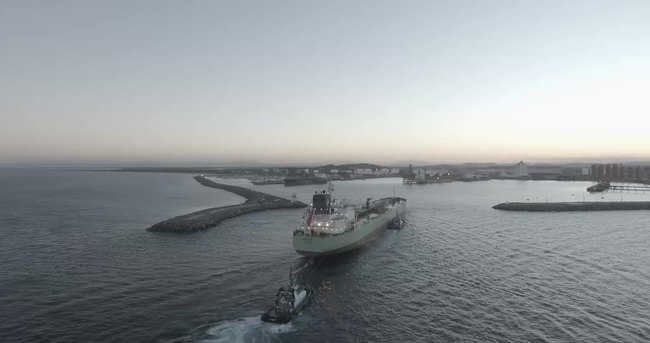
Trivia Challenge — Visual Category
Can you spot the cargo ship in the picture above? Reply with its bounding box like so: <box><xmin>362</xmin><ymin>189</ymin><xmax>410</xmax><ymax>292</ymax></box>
<box><xmin>293</xmin><ymin>186</ymin><xmax>406</xmax><ymax>256</ymax></box>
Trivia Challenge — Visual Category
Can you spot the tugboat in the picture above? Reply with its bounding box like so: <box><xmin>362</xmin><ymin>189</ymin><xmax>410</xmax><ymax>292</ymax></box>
<box><xmin>261</xmin><ymin>271</ymin><xmax>313</xmax><ymax>324</ymax></box>
<box><xmin>387</xmin><ymin>214</ymin><xmax>405</xmax><ymax>230</ymax></box>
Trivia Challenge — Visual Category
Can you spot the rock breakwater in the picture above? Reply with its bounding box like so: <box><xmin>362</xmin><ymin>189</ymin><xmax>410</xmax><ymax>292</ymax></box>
<box><xmin>147</xmin><ymin>176</ymin><xmax>307</xmax><ymax>232</ymax></box>
<box><xmin>493</xmin><ymin>201</ymin><xmax>650</xmax><ymax>212</ymax></box>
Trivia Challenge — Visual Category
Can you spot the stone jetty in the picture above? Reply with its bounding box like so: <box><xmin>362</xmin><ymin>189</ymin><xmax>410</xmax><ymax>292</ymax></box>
<box><xmin>493</xmin><ymin>201</ymin><xmax>650</xmax><ymax>212</ymax></box>
<box><xmin>147</xmin><ymin>176</ymin><xmax>307</xmax><ymax>232</ymax></box>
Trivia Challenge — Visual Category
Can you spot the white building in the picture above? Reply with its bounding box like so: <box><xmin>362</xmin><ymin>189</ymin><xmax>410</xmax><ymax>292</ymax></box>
<box><xmin>513</xmin><ymin>161</ymin><xmax>528</xmax><ymax>177</ymax></box>
<box><xmin>390</xmin><ymin>168</ymin><xmax>400</xmax><ymax>175</ymax></box>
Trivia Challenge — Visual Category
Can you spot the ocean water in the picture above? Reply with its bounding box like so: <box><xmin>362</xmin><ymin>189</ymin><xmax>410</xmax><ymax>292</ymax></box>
<box><xmin>1</xmin><ymin>170</ymin><xmax>650</xmax><ymax>342</ymax></box>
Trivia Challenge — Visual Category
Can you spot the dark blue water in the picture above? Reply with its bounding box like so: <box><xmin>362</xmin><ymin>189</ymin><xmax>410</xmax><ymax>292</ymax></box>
<box><xmin>2</xmin><ymin>170</ymin><xmax>650</xmax><ymax>342</ymax></box>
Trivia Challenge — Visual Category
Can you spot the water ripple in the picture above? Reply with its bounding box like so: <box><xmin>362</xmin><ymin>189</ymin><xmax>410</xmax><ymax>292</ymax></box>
<box><xmin>2</xmin><ymin>173</ymin><xmax>650</xmax><ymax>342</ymax></box>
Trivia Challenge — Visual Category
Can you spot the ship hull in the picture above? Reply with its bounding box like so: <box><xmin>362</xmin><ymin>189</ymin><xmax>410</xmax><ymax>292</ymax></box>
<box><xmin>293</xmin><ymin>202</ymin><xmax>405</xmax><ymax>256</ymax></box>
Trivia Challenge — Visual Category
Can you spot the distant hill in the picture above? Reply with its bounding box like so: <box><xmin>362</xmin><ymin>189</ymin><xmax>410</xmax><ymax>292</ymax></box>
<box><xmin>458</xmin><ymin>162</ymin><xmax>500</xmax><ymax>168</ymax></box>
<box><xmin>317</xmin><ymin>163</ymin><xmax>384</xmax><ymax>170</ymax></box>
<box><xmin>391</xmin><ymin>160</ymin><xmax>433</xmax><ymax>166</ymax></box>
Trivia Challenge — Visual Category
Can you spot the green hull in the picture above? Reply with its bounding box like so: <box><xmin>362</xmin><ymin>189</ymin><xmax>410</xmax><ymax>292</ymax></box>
<box><xmin>293</xmin><ymin>203</ymin><xmax>405</xmax><ymax>256</ymax></box>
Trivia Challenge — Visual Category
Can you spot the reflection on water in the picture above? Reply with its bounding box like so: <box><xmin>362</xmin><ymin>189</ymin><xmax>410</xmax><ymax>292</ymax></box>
<box><xmin>1</xmin><ymin>171</ymin><xmax>650</xmax><ymax>342</ymax></box>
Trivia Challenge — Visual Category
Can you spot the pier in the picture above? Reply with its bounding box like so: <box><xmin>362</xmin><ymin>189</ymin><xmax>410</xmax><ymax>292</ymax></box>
<box><xmin>587</xmin><ymin>182</ymin><xmax>650</xmax><ymax>193</ymax></box>
<box><xmin>493</xmin><ymin>201</ymin><xmax>650</xmax><ymax>212</ymax></box>
<box><xmin>147</xmin><ymin>176</ymin><xmax>307</xmax><ymax>233</ymax></box>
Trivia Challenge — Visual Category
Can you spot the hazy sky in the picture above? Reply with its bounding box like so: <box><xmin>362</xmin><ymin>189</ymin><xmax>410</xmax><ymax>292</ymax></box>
<box><xmin>2</xmin><ymin>0</ymin><xmax>650</xmax><ymax>165</ymax></box>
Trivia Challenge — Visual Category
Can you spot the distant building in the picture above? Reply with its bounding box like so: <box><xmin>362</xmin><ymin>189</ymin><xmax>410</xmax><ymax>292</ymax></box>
<box><xmin>598</xmin><ymin>164</ymin><xmax>605</xmax><ymax>180</ymax></box>
<box><xmin>587</xmin><ymin>163</ymin><xmax>650</xmax><ymax>180</ymax></box>
<box><xmin>612</xmin><ymin>164</ymin><xmax>620</xmax><ymax>179</ymax></box>
<box><xmin>513</xmin><ymin>161</ymin><xmax>528</xmax><ymax>177</ymax></box>
<box><xmin>415</xmin><ymin>169</ymin><xmax>426</xmax><ymax>181</ymax></box>
<box><xmin>390</xmin><ymin>168</ymin><xmax>400</xmax><ymax>175</ymax></box>
<box><xmin>605</xmin><ymin>164</ymin><xmax>613</xmax><ymax>180</ymax></box>
<box><xmin>590</xmin><ymin>164</ymin><xmax>598</xmax><ymax>179</ymax></box>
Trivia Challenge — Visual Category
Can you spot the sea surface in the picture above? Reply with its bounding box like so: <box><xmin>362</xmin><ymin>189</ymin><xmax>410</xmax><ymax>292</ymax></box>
<box><xmin>1</xmin><ymin>170</ymin><xmax>650</xmax><ymax>342</ymax></box>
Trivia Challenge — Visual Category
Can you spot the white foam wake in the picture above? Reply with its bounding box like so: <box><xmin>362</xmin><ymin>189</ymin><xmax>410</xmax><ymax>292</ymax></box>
<box><xmin>199</xmin><ymin>316</ymin><xmax>296</xmax><ymax>343</ymax></box>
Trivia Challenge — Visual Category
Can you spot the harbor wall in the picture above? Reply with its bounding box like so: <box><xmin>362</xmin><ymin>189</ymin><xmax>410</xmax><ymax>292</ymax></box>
<box><xmin>493</xmin><ymin>201</ymin><xmax>650</xmax><ymax>212</ymax></box>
